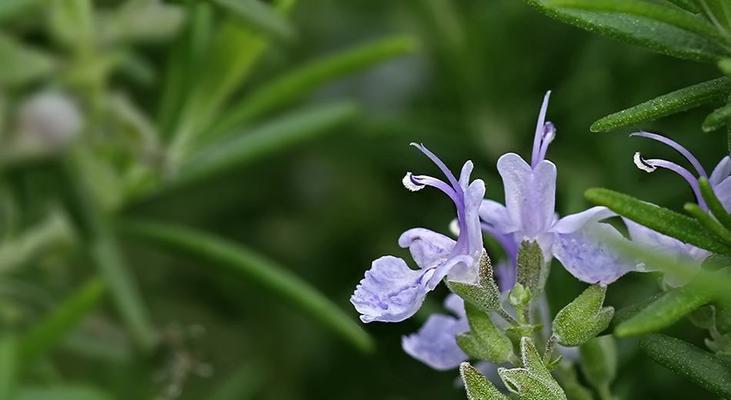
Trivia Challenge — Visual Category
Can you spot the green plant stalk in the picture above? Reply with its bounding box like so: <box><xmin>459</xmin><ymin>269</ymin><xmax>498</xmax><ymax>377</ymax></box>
<box><xmin>699</xmin><ymin>177</ymin><xmax>731</xmax><ymax>230</ymax></box>
<box><xmin>19</xmin><ymin>278</ymin><xmax>104</xmax><ymax>365</ymax></box>
<box><xmin>116</xmin><ymin>219</ymin><xmax>374</xmax><ymax>353</ymax></box>
<box><xmin>684</xmin><ymin>202</ymin><xmax>731</xmax><ymax>244</ymax></box>
<box><xmin>64</xmin><ymin>151</ymin><xmax>157</xmax><ymax>350</ymax></box>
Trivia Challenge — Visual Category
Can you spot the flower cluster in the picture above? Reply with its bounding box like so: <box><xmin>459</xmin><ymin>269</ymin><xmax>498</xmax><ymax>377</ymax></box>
<box><xmin>350</xmin><ymin>92</ymin><xmax>638</xmax><ymax>372</ymax></box>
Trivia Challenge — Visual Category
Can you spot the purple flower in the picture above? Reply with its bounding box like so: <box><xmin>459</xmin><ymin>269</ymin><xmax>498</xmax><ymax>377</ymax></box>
<box><xmin>350</xmin><ymin>144</ymin><xmax>486</xmax><ymax>323</ymax></box>
<box><xmin>402</xmin><ymin>294</ymin><xmax>470</xmax><ymax>370</ymax></box>
<box><xmin>479</xmin><ymin>92</ymin><xmax>635</xmax><ymax>286</ymax></box>
<box><xmin>630</xmin><ymin>131</ymin><xmax>731</xmax><ymax>285</ymax></box>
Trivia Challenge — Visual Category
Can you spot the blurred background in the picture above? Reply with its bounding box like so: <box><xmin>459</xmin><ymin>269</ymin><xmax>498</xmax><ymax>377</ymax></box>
<box><xmin>0</xmin><ymin>0</ymin><xmax>726</xmax><ymax>399</ymax></box>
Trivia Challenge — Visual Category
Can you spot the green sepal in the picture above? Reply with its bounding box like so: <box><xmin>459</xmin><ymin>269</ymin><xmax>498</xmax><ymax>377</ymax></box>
<box><xmin>516</xmin><ymin>241</ymin><xmax>545</xmax><ymax>295</ymax></box>
<box><xmin>579</xmin><ymin>335</ymin><xmax>617</xmax><ymax>395</ymax></box>
<box><xmin>447</xmin><ymin>251</ymin><xmax>501</xmax><ymax>314</ymax></box>
<box><xmin>497</xmin><ymin>337</ymin><xmax>567</xmax><ymax>400</ymax></box>
<box><xmin>457</xmin><ymin>303</ymin><xmax>514</xmax><ymax>364</ymax></box>
<box><xmin>553</xmin><ymin>285</ymin><xmax>614</xmax><ymax>347</ymax></box>
<box><xmin>460</xmin><ymin>363</ymin><xmax>509</xmax><ymax>400</ymax></box>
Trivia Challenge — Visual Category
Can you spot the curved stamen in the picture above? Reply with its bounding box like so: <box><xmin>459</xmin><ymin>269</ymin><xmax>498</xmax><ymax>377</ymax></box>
<box><xmin>404</xmin><ymin>173</ymin><xmax>460</xmax><ymax>205</ymax></box>
<box><xmin>410</xmin><ymin>143</ymin><xmax>461</xmax><ymax>192</ymax></box>
<box><xmin>631</xmin><ymin>131</ymin><xmax>708</xmax><ymax>178</ymax></box>
<box><xmin>634</xmin><ymin>152</ymin><xmax>707</xmax><ymax>210</ymax></box>
<box><xmin>531</xmin><ymin>91</ymin><xmax>552</xmax><ymax>168</ymax></box>
<box><xmin>537</xmin><ymin>121</ymin><xmax>556</xmax><ymax>163</ymax></box>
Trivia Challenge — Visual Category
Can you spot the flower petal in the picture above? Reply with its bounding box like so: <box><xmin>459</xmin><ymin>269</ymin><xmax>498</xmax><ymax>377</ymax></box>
<box><xmin>462</xmin><ymin>178</ymin><xmax>487</xmax><ymax>256</ymax></box>
<box><xmin>402</xmin><ymin>309</ymin><xmax>469</xmax><ymax>370</ymax></box>
<box><xmin>552</xmin><ymin>222</ymin><xmax>635</xmax><ymax>285</ymax></box>
<box><xmin>479</xmin><ymin>199</ymin><xmax>516</xmax><ymax>233</ymax></box>
<box><xmin>710</xmin><ymin>156</ymin><xmax>731</xmax><ymax>186</ymax></box>
<box><xmin>497</xmin><ymin>153</ymin><xmax>556</xmax><ymax>238</ymax></box>
<box><xmin>444</xmin><ymin>293</ymin><xmax>466</xmax><ymax>317</ymax></box>
<box><xmin>713</xmin><ymin>176</ymin><xmax>731</xmax><ymax>212</ymax></box>
<box><xmin>399</xmin><ymin>228</ymin><xmax>455</xmax><ymax>269</ymax></box>
<box><xmin>351</xmin><ymin>256</ymin><xmax>432</xmax><ymax>323</ymax></box>
<box><xmin>551</xmin><ymin>206</ymin><xmax>615</xmax><ymax>234</ymax></box>
<box><xmin>495</xmin><ymin>259</ymin><xmax>516</xmax><ymax>293</ymax></box>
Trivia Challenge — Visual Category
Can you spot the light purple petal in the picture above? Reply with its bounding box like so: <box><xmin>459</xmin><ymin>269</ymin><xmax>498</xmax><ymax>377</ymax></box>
<box><xmin>495</xmin><ymin>259</ymin><xmax>516</xmax><ymax>292</ymax></box>
<box><xmin>497</xmin><ymin>153</ymin><xmax>556</xmax><ymax>238</ymax></box>
<box><xmin>399</xmin><ymin>228</ymin><xmax>455</xmax><ymax>269</ymax></box>
<box><xmin>351</xmin><ymin>256</ymin><xmax>432</xmax><ymax>323</ymax></box>
<box><xmin>624</xmin><ymin>219</ymin><xmax>708</xmax><ymax>286</ymax></box>
<box><xmin>551</xmin><ymin>206</ymin><xmax>615</xmax><ymax>234</ymax></box>
<box><xmin>462</xmin><ymin>178</ymin><xmax>486</xmax><ymax>256</ymax></box>
<box><xmin>479</xmin><ymin>200</ymin><xmax>516</xmax><ymax>234</ymax></box>
<box><xmin>402</xmin><ymin>297</ymin><xmax>469</xmax><ymax>370</ymax></box>
<box><xmin>709</xmin><ymin>156</ymin><xmax>731</xmax><ymax>186</ymax></box>
<box><xmin>713</xmin><ymin>176</ymin><xmax>731</xmax><ymax>212</ymax></box>
<box><xmin>552</xmin><ymin>222</ymin><xmax>635</xmax><ymax>285</ymax></box>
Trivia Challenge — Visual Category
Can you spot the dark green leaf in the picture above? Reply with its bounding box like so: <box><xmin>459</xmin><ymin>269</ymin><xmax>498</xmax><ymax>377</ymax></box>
<box><xmin>665</xmin><ymin>0</ymin><xmax>700</xmax><ymax>13</ymax></box>
<box><xmin>585</xmin><ymin>188</ymin><xmax>731</xmax><ymax>254</ymax></box>
<box><xmin>700</xmin><ymin>177</ymin><xmax>731</xmax><ymax>230</ymax></box>
<box><xmin>524</xmin><ymin>0</ymin><xmax>728</xmax><ymax>63</ymax></box>
<box><xmin>549</xmin><ymin>0</ymin><xmax>722</xmax><ymax>40</ymax></box>
<box><xmin>0</xmin><ymin>337</ymin><xmax>17</xmax><ymax>400</ymax></box>
<box><xmin>590</xmin><ymin>77</ymin><xmax>731</xmax><ymax>132</ymax></box>
<box><xmin>641</xmin><ymin>334</ymin><xmax>731</xmax><ymax>397</ymax></box>
<box><xmin>15</xmin><ymin>386</ymin><xmax>113</xmax><ymax>400</ymax></box>
<box><xmin>703</xmin><ymin>103</ymin><xmax>731</xmax><ymax>132</ymax></box>
<box><xmin>116</xmin><ymin>219</ymin><xmax>373</xmax><ymax>353</ymax></box>
<box><xmin>19</xmin><ymin>279</ymin><xmax>105</xmax><ymax>364</ymax></box>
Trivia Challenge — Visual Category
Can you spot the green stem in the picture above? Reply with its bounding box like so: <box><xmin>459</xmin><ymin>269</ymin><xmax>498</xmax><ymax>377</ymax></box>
<box><xmin>598</xmin><ymin>385</ymin><xmax>613</xmax><ymax>400</ymax></box>
<box><xmin>64</xmin><ymin>150</ymin><xmax>157</xmax><ymax>351</ymax></box>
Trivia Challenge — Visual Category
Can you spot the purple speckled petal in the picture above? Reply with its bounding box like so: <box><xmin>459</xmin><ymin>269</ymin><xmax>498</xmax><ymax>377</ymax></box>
<box><xmin>351</xmin><ymin>256</ymin><xmax>432</xmax><ymax>323</ymax></box>
<box><xmin>399</xmin><ymin>228</ymin><xmax>456</xmax><ymax>269</ymax></box>
<box><xmin>710</xmin><ymin>156</ymin><xmax>731</xmax><ymax>186</ymax></box>
<box><xmin>497</xmin><ymin>153</ymin><xmax>557</xmax><ymax>238</ymax></box>
<box><xmin>552</xmin><ymin>222</ymin><xmax>635</xmax><ymax>285</ymax></box>
<box><xmin>402</xmin><ymin>295</ymin><xmax>469</xmax><ymax>370</ymax></box>
<box><xmin>551</xmin><ymin>206</ymin><xmax>615</xmax><ymax>234</ymax></box>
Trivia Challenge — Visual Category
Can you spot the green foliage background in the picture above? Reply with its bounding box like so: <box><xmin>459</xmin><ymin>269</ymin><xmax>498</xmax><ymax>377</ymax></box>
<box><xmin>1</xmin><ymin>0</ymin><xmax>728</xmax><ymax>399</ymax></box>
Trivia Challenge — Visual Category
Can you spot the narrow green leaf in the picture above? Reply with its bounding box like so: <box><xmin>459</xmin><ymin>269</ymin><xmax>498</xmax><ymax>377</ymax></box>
<box><xmin>524</xmin><ymin>0</ymin><xmax>728</xmax><ymax>63</ymax></box>
<box><xmin>211</xmin><ymin>0</ymin><xmax>294</xmax><ymax>40</ymax></box>
<box><xmin>585</xmin><ymin>188</ymin><xmax>731</xmax><ymax>254</ymax></box>
<box><xmin>550</xmin><ymin>0</ymin><xmax>722</xmax><ymax>39</ymax></box>
<box><xmin>116</xmin><ymin>219</ymin><xmax>374</xmax><ymax>353</ymax></box>
<box><xmin>205</xmin><ymin>35</ymin><xmax>417</xmax><ymax>140</ymax></box>
<box><xmin>700</xmin><ymin>177</ymin><xmax>731</xmax><ymax>230</ymax></box>
<box><xmin>19</xmin><ymin>278</ymin><xmax>104</xmax><ymax>364</ymax></box>
<box><xmin>0</xmin><ymin>336</ymin><xmax>17</xmax><ymax>400</ymax></box>
<box><xmin>641</xmin><ymin>334</ymin><xmax>731</xmax><ymax>397</ymax></box>
<box><xmin>614</xmin><ymin>283</ymin><xmax>711</xmax><ymax>337</ymax></box>
<box><xmin>99</xmin><ymin>0</ymin><xmax>184</xmax><ymax>45</ymax></box>
<box><xmin>703</xmin><ymin>103</ymin><xmax>731</xmax><ymax>132</ymax></box>
<box><xmin>0</xmin><ymin>34</ymin><xmax>54</xmax><ymax>87</ymax></box>
<box><xmin>685</xmin><ymin>202</ymin><xmax>731</xmax><ymax>244</ymax></box>
<box><xmin>49</xmin><ymin>0</ymin><xmax>94</xmax><ymax>52</ymax></box>
<box><xmin>0</xmin><ymin>0</ymin><xmax>41</xmax><ymax>22</ymax></box>
<box><xmin>590</xmin><ymin>77</ymin><xmax>731</xmax><ymax>132</ymax></box>
<box><xmin>460</xmin><ymin>363</ymin><xmax>509</xmax><ymax>400</ymax></box>
<box><xmin>173</xmin><ymin>102</ymin><xmax>358</xmax><ymax>189</ymax></box>
<box><xmin>665</xmin><ymin>0</ymin><xmax>700</xmax><ymax>13</ymax></box>
<box><xmin>15</xmin><ymin>386</ymin><xmax>113</xmax><ymax>400</ymax></box>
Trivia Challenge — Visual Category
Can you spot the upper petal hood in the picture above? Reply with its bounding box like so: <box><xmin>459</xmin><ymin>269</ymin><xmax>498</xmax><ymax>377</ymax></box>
<box><xmin>497</xmin><ymin>153</ymin><xmax>557</xmax><ymax>238</ymax></box>
<box><xmin>399</xmin><ymin>228</ymin><xmax>456</xmax><ymax>269</ymax></box>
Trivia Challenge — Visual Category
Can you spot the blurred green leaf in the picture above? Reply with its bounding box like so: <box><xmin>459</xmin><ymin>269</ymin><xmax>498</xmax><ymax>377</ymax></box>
<box><xmin>685</xmin><ymin>202</ymin><xmax>731</xmax><ymax>244</ymax></box>
<box><xmin>549</xmin><ymin>0</ymin><xmax>722</xmax><ymax>40</ymax></box>
<box><xmin>210</xmin><ymin>364</ymin><xmax>265</xmax><ymax>400</ymax></box>
<box><xmin>0</xmin><ymin>211</ymin><xmax>74</xmax><ymax>273</ymax></box>
<box><xmin>117</xmin><ymin>219</ymin><xmax>374</xmax><ymax>353</ymax></box>
<box><xmin>99</xmin><ymin>0</ymin><xmax>184</xmax><ymax>45</ymax></box>
<box><xmin>0</xmin><ymin>34</ymin><xmax>54</xmax><ymax>87</ymax></box>
<box><xmin>48</xmin><ymin>0</ymin><xmax>93</xmax><ymax>52</ymax></box>
<box><xmin>703</xmin><ymin>102</ymin><xmax>731</xmax><ymax>132</ymax></box>
<box><xmin>0</xmin><ymin>336</ymin><xmax>17</xmax><ymax>400</ymax></box>
<box><xmin>641</xmin><ymin>334</ymin><xmax>731</xmax><ymax>397</ymax></box>
<box><xmin>524</xmin><ymin>0</ymin><xmax>728</xmax><ymax>62</ymax></box>
<box><xmin>0</xmin><ymin>0</ymin><xmax>40</xmax><ymax>22</ymax></box>
<box><xmin>211</xmin><ymin>0</ymin><xmax>294</xmax><ymax>40</ymax></box>
<box><xmin>460</xmin><ymin>363</ymin><xmax>509</xmax><ymax>400</ymax></box>
<box><xmin>591</xmin><ymin>77</ymin><xmax>731</xmax><ymax>132</ymax></box>
<box><xmin>665</xmin><ymin>0</ymin><xmax>700</xmax><ymax>13</ymax></box>
<box><xmin>172</xmin><ymin>101</ymin><xmax>358</xmax><ymax>190</ymax></box>
<box><xmin>585</xmin><ymin>188</ymin><xmax>731</xmax><ymax>254</ymax></box>
<box><xmin>580</xmin><ymin>335</ymin><xmax>617</xmax><ymax>399</ymax></box>
<box><xmin>19</xmin><ymin>278</ymin><xmax>104</xmax><ymax>365</ymax></box>
<box><xmin>15</xmin><ymin>386</ymin><xmax>113</xmax><ymax>400</ymax></box>
<box><xmin>206</xmin><ymin>34</ymin><xmax>418</xmax><ymax>140</ymax></box>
